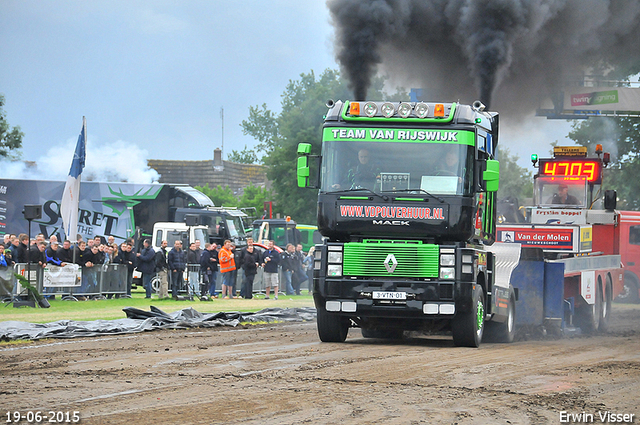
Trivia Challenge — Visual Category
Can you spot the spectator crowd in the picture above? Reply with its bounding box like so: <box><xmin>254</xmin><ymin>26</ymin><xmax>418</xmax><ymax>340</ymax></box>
<box><xmin>1</xmin><ymin>232</ymin><xmax>316</xmax><ymax>301</ymax></box>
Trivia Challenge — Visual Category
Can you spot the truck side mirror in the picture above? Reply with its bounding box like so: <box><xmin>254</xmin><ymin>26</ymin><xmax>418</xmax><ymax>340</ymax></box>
<box><xmin>297</xmin><ymin>143</ymin><xmax>312</xmax><ymax>187</ymax></box>
<box><xmin>483</xmin><ymin>159</ymin><xmax>500</xmax><ymax>192</ymax></box>
<box><xmin>185</xmin><ymin>214</ymin><xmax>199</xmax><ymax>226</ymax></box>
<box><xmin>297</xmin><ymin>143</ymin><xmax>320</xmax><ymax>189</ymax></box>
<box><xmin>604</xmin><ymin>189</ymin><xmax>617</xmax><ymax>211</ymax></box>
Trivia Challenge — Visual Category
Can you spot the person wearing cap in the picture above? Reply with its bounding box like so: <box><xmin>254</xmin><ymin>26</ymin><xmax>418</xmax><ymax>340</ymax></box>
<box><xmin>550</xmin><ymin>184</ymin><xmax>579</xmax><ymax>205</ymax></box>
<box><xmin>137</xmin><ymin>238</ymin><xmax>156</xmax><ymax>299</ymax></box>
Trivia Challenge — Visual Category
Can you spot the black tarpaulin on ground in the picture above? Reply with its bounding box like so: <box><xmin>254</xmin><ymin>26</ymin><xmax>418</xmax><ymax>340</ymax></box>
<box><xmin>0</xmin><ymin>307</ymin><xmax>317</xmax><ymax>341</ymax></box>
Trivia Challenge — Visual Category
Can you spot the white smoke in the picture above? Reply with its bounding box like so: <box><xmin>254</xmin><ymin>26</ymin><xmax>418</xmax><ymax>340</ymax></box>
<box><xmin>2</xmin><ymin>138</ymin><xmax>160</xmax><ymax>183</ymax></box>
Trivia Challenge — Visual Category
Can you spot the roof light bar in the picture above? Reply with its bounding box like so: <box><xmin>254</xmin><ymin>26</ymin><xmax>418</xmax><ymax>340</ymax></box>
<box><xmin>398</xmin><ymin>102</ymin><xmax>412</xmax><ymax>118</ymax></box>
<box><xmin>381</xmin><ymin>102</ymin><xmax>395</xmax><ymax>118</ymax></box>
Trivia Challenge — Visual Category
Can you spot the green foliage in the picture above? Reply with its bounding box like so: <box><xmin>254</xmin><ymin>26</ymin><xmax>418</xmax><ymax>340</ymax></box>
<box><xmin>13</xmin><ymin>273</ymin><xmax>43</xmax><ymax>302</ymax></box>
<box><xmin>496</xmin><ymin>147</ymin><xmax>533</xmax><ymax>203</ymax></box>
<box><xmin>238</xmin><ymin>183</ymin><xmax>271</xmax><ymax>216</ymax></box>
<box><xmin>241</xmin><ymin>69</ymin><xmax>392</xmax><ymax>223</ymax></box>
<box><xmin>568</xmin><ymin>117</ymin><xmax>640</xmax><ymax>209</ymax></box>
<box><xmin>195</xmin><ymin>182</ymin><xmax>271</xmax><ymax>215</ymax></box>
<box><xmin>228</xmin><ymin>145</ymin><xmax>259</xmax><ymax>164</ymax></box>
<box><xmin>0</xmin><ymin>94</ymin><xmax>24</xmax><ymax>159</ymax></box>
<box><xmin>196</xmin><ymin>184</ymin><xmax>238</xmax><ymax>207</ymax></box>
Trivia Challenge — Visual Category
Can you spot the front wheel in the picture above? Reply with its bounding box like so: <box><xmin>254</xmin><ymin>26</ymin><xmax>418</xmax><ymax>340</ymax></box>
<box><xmin>577</xmin><ymin>282</ymin><xmax>602</xmax><ymax>334</ymax></box>
<box><xmin>316</xmin><ymin>305</ymin><xmax>349</xmax><ymax>342</ymax></box>
<box><xmin>599</xmin><ymin>279</ymin><xmax>612</xmax><ymax>331</ymax></box>
<box><xmin>484</xmin><ymin>295</ymin><xmax>516</xmax><ymax>343</ymax></box>
<box><xmin>452</xmin><ymin>284</ymin><xmax>485</xmax><ymax>348</ymax></box>
<box><xmin>616</xmin><ymin>272</ymin><xmax>639</xmax><ymax>304</ymax></box>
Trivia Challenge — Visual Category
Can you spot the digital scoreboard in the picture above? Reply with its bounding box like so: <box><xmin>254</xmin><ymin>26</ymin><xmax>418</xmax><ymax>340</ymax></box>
<box><xmin>538</xmin><ymin>158</ymin><xmax>603</xmax><ymax>184</ymax></box>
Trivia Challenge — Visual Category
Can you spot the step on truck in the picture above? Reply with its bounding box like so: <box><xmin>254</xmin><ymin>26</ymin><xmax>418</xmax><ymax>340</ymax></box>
<box><xmin>297</xmin><ymin>100</ymin><xmax>507</xmax><ymax>347</ymax></box>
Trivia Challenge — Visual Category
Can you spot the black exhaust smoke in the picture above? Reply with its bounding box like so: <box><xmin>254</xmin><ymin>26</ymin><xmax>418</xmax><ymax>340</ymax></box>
<box><xmin>328</xmin><ymin>0</ymin><xmax>640</xmax><ymax>111</ymax></box>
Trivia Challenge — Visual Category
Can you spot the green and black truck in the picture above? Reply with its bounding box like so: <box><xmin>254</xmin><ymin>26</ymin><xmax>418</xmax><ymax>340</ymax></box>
<box><xmin>297</xmin><ymin>100</ymin><xmax>514</xmax><ymax>347</ymax></box>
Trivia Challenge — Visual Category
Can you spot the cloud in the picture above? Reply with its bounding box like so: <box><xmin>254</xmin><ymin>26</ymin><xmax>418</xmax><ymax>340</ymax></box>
<box><xmin>2</xmin><ymin>139</ymin><xmax>159</xmax><ymax>184</ymax></box>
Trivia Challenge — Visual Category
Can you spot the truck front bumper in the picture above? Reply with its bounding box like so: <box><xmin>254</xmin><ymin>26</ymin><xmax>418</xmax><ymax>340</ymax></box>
<box><xmin>315</xmin><ymin>278</ymin><xmax>475</xmax><ymax>318</ymax></box>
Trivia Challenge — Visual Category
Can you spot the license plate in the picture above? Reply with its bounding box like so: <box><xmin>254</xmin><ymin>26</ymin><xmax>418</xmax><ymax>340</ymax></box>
<box><xmin>373</xmin><ymin>291</ymin><xmax>407</xmax><ymax>300</ymax></box>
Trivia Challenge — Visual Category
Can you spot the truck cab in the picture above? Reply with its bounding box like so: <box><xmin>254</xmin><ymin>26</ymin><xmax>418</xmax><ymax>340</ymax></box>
<box><xmin>298</xmin><ymin>100</ymin><xmax>507</xmax><ymax>347</ymax></box>
<box><xmin>173</xmin><ymin>207</ymin><xmax>248</xmax><ymax>248</ymax></box>
<box><xmin>151</xmin><ymin>222</ymin><xmax>209</xmax><ymax>250</ymax></box>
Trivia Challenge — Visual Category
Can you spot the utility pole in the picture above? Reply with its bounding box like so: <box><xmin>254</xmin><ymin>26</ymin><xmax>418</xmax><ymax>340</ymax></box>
<box><xmin>220</xmin><ymin>107</ymin><xmax>224</xmax><ymax>159</ymax></box>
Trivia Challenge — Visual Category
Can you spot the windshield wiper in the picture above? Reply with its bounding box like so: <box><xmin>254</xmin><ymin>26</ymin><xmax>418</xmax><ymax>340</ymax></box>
<box><xmin>383</xmin><ymin>188</ymin><xmax>445</xmax><ymax>203</ymax></box>
<box><xmin>331</xmin><ymin>187</ymin><xmax>389</xmax><ymax>201</ymax></box>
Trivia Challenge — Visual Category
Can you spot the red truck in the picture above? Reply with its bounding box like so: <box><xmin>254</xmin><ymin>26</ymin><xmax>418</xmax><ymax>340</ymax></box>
<box><xmin>496</xmin><ymin>145</ymin><xmax>635</xmax><ymax>333</ymax></box>
<box><xmin>611</xmin><ymin>210</ymin><xmax>640</xmax><ymax>303</ymax></box>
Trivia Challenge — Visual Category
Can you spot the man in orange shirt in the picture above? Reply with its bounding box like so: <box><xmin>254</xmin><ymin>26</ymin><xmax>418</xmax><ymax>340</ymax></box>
<box><xmin>219</xmin><ymin>239</ymin><xmax>236</xmax><ymax>299</ymax></box>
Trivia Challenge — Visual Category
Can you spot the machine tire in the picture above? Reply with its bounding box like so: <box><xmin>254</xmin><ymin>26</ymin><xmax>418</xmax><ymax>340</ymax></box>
<box><xmin>578</xmin><ymin>281</ymin><xmax>602</xmax><ymax>334</ymax></box>
<box><xmin>316</xmin><ymin>305</ymin><xmax>349</xmax><ymax>342</ymax></box>
<box><xmin>599</xmin><ymin>279</ymin><xmax>613</xmax><ymax>332</ymax></box>
<box><xmin>484</xmin><ymin>295</ymin><xmax>516</xmax><ymax>343</ymax></box>
<box><xmin>616</xmin><ymin>272</ymin><xmax>640</xmax><ymax>304</ymax></box>
<box><xmin>452</xmin><ymin>284</ymin><xmax>485</xmax><ymax>348</ymax></box>
<box><xmin>151</xmin><ymin>275</ymin><xmax>161</xmax><ymax>294</ymax></box>
<box><xmin>361</xmin><ymin>328</ymin><xmax>404</xmax><ymax>340</ymax></box>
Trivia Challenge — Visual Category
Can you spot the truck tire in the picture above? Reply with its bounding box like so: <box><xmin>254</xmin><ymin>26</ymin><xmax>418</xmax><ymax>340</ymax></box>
<box><xmin>616</xmin><ymin>272</ymin><xmax>640</xmax><ymax>304</ymax></box>
<box><xmin>577</xmin><ymin>282</ymin><xmax>602</xmax><ymax>334</ymax></box>
<box><xmin>151</xmin><ymin>275</ymin><xmax>161</xmax><ymax>293</ymax></box>
<box><xmin>452</xmin><ymin>284</ymin><xmax>485</xmax><ymax>348</ymax></box>
<box><xmin>484</xmin><ymin>295</ymin><xmax>516</xmax><ymax>343</ymax></box>
<box><xmin>361</xmin><ymin>328</ymin><xmax>404</xmax><ymax>340</ymax></box>
<box><xmin>316</xmin><ymin>305</ymin><xmax>349</xmax><ymax>342</ymax></box>
<box><xmin>599</xmin><ymin>279</ymin><xmax>612</xmax><ymax>332</ymax></box>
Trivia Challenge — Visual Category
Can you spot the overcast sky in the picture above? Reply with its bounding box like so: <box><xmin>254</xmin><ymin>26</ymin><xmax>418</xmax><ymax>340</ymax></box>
<box><xmin>1</xmin><ymin>0</ymin><xmax>574</xmax><ymax>182</ymax></box>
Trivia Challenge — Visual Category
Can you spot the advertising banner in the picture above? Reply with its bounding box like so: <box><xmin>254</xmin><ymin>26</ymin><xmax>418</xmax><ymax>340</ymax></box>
<box><xmin>338</xmin><ymin>203</ymin><xmax>448</xmax><ymax>222</ymax></box>
<box><xmin>497</xmin><ymin>225</ymin><xmax>579</xmax><ymax>252</ymax></box>
<box><xmin>563</xmin><ymin>87</ymin><xmax>640</xmax><ymax>112</ymax></box>
<box><xmin>530</xmin><ymin>208</ymin><xmax>587</xmax><ymax>225</ymax></box>
<box><xmin>0</xmin><ymin>179</ymin><xmax>164</xmax><ymax>243</ymax></box>
<box><xmin>43</xmin><ymin>264</ymin><xmax>81</xmax><ymax>288</ymax></box>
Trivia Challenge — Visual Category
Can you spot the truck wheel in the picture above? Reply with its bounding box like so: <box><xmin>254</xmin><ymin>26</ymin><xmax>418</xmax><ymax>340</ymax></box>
<box><xmin>151</xmin><ymin>275</ymin><xmax>161</xmax><ymax>293</ymax></box>
<box><xmin>599</xmin><ymin>279</ymin><xmax>612</xmax><ymax>332</ymax></box>
<box><xmin>616</xmin><ymin>272</ymin><xmax>640</xmax><ymax>304</ymax></box>
<box><xmin>452</xmin><ymin>284</ymin><xmax>485</xmax><ymax>348</ymax></box>
<box><xmin>484</xmin><ymin>295</ymin><xmax>516</xmax><ymax>343</ymax></box>
<box><xmin>577</xmin><ymin>282</ymin><xmax>602</xmax><ymax>334</ymax></box>
<box><xmin>361</xmin><ymin>328</ymin><xmax>404</xmax><ymax>340</ymax></box>
<box><xmin>316</xmin><ymin>305</ymin><xmax>349</xmax><ymax>342</ymax></box>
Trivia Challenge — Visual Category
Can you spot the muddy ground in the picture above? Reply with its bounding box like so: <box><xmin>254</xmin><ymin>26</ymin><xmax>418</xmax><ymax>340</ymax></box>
<box><xmin>1</xmin><ymin>304</ymin><xmax>639</xmax><ymax>425</ymax></box>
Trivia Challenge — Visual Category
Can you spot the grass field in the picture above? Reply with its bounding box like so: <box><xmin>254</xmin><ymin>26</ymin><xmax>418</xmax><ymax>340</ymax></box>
<box><xmin>0</xmin><ymin>288</ymin><xmax>315</xmax><ymax>324</ymax></box>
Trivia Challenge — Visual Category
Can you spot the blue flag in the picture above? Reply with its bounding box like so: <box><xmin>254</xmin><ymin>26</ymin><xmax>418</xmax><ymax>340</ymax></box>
<box><xmin>60</xmin><ymin>117</ymin><xmax>86</xmax><ymax>240</ymax></box>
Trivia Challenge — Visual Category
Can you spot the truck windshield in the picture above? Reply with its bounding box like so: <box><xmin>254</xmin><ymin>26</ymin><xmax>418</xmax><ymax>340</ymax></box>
<box><xmin>226</xmin><ymin>216</ymin><xmax>244</xmax><ymax>238</ymax></box>
<box><xmin>534</xmin><ymin>176</ymin><xmax>588</xmax><ymax>208</ymax></box>
<box><xmin>321</xmin><ymin>141</ymin><xmax>474</xmax><ymax>195</ymax></box>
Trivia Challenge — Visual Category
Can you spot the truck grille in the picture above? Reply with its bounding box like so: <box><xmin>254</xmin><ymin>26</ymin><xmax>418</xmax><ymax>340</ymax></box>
<box><xmin>343</xmin><ymin>240</ymin><xmax>439</xmax><ymax>278</ymax></box>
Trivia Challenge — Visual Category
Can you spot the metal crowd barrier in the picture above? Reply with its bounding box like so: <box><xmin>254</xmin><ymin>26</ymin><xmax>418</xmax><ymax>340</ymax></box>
<box><xmin>1</xmin><ymin>263</ymin><xmax>129</xmax><ymax>300</ymax></box>
<box><xmin>0</xmin><ymin>262</ymin><xmax>307</xmax><ymax>301</ymax></box>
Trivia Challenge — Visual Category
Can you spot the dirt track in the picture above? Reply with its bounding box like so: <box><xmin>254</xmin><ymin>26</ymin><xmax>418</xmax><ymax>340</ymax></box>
<box><xmin>1</xmin><ymin>304</ymin><xmax>640</xmax><ymax>425</ymax></box>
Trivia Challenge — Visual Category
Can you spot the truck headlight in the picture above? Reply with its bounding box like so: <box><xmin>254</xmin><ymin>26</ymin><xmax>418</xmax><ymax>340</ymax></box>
<box><xmin>440</xmin><ymin>254</ymin><xmax>455</xmax><ymax>266</ymax></box>
<box><xmin>328</xmin><ymin>251</ymin><xmax>343</xmax><ymax>263</ymax></box>
<box><xmin>440</xmin><ymin>267</ymin><xmax>455</xmax><ymax>280</ymax></box>
<box><xmin>381</xmin><ymin>102</ymin><xmax>395</xmax><ymax>118</ymax></box>
<box><xmin>398</xmin><ymin>102</ymin><xmax>412</xmax><ymax>118</ymax></box>
<box><xmin>327</xmin><ymin>264</ymin><xmax>342</xmax><ymax>277</ymax></box>
<box><xmin>415</xmin><ymin>102</ymin><xmax>429</xmax><ymax>118</ymax></box>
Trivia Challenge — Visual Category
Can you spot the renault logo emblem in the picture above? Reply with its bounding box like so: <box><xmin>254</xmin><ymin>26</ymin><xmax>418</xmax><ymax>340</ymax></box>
<box><xmin>384</xmin><ymin>254</ymin><xmax>398</xmax><ymax>273</ymax></box>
